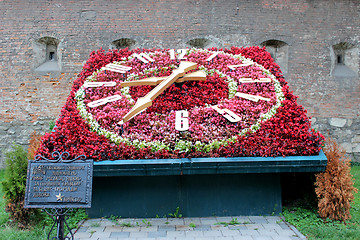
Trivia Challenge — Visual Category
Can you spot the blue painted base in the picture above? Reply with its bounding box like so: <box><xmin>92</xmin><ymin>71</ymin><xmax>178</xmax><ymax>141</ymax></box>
<box><xmin>87</xmin><ymin>173</ymin><xmax>281</xmax><ymax>218</ymax></box>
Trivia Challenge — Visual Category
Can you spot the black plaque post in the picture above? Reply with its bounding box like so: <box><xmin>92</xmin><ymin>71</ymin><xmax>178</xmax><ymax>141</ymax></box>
<box><xmin>24</xmin><ymin>152</ymin><xmax>93</xmax><ymax>240</ymax></box>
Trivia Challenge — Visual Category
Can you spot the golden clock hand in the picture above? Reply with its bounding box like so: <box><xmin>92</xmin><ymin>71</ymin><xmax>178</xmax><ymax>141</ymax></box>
<box><xmin>120</xmin><ymin>70</ymin><xmax>206</xmax><ymax>87</ymax></box>
<box><xmin>120</xmin><ymin>61</ymin><xmax>198</xmax><ymax>124</ymax></box>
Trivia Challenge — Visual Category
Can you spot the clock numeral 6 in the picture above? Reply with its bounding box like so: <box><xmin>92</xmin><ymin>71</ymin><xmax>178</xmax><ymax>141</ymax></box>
<box><xmin>175</xmin><ymin>110</ymin><xmax>189</xmax><ymax>131</ymax></box>
<box><xmin>88</xmin><ymin>95</ymin><xmax>122</xmax><ymax>108</ymax></box>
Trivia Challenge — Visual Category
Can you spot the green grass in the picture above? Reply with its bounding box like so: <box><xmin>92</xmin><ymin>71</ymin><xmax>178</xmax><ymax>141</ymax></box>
<box><xmin>283</xmin><ymin>165</ymin><xmax>360</xmax><ymax>240</ymax></box>
<box><xmin>0</xmin><ymin>169</ymin><xmax>87</xmax><ymax>240</ymax></box>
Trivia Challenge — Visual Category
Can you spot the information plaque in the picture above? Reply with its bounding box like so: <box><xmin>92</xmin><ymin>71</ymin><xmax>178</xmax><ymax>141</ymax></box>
<box><xmin>24</xmin><ymin>153</ymin><xmax>93</xmax><ymax>209</ymax></box>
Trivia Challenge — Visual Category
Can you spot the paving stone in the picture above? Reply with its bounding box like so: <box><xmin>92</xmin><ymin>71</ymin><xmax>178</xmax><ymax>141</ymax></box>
<box><xmin>154</xmin><ymin>237</ymin><xmax>176</xmax><ymax>240</ymax></box>
<box><xmin>203</xmin><ymin>230</ymin><xmax>223</xmax><ymax>237</ymax></box>
<box><xmin>122</xmin><ymin>226</ymin><xmax>141</xmax><ymax>232</ymax></box>
<box><xmin>200</xmin><ymin>218</ymin><xmax>218</xmax><ymax>225</ymax></box>
<box><xmin>193</xmin><ymin>224</ymin><xmax>212</xmax><ymax>231</ymax></box>
<box><xmin>257</xmin><ymin>229</ymin><xmax>279</xmax><ymax>237</ymax></box>
<box><xmin>158</xmin><ymin>225</ymin><xmax>175</xmax><ymax>231</ymax></box>
<box><xmin>251</xmin><ymin>236</ymin><xmax>273</xmax><ymax>240</ymax></box>
<box><xmin>104</xmin><ymin>225</ymin><xmax>123</xmax><ymax>232</ymax></box>
<box><xmin>248</xmin><ymin>216</ymin><xmax>268</xmax><ymax>224</ymax></box>
<box><xmin>76</xmin><ymin>226</ymin><xmax>89</xmax><ymax>232</ymax></box>
<box><xmin>140</xmin><ymin>226</ymin><xmax>158</xmax><ymax>232</ymax></box>
<box><xmin>216</xmin><ymin>216</ymin><xmax>234</xmax><ymax>222</ymax></box>
<box><xmin>175</xmin><ymin>224</ymin><xmax>192</xmax><ymax>231</ymax></box>
<box><xmin>211</xmin><ymin>224</ymin><xmax>228</xmax><ymax>231</ymax></box>
<box><xmin>167</xmin><ymin>230</ymin><xmax>185</xmax><ymax>237</ymax></box>
<box><xmin>185</xmin><ymin>230</ymin><xmax>204</xmax><ymax>237</ymax></box>
<box><xmin>174</xmin><ymin>237</ymin><xmax>196</xmax><ymax>240</ymax></box>
<box><xmin>90</xmin><ymin>231</ymin><xmax>111</xmax><ymax>238</ymax></box>
<box><xmin>228</xmin><ymin>225</ymin><xmax>247</xmax><ymax>230</ymax></box>
<box><xmin>86</xmin><ymin>226</ymin><xmax>105</xmax><ymax>233</ymax></box>
<box><xmin>276</xmin><ymin>229</ymin><xmax>295</xmax><ymax>236</ymax></box>
<box><xmin>129</xmin><ymin>232</ymin><xmax>149</xmax><ymax>238</ymax></box>
<box><xmin>147</xmin><ymin>218</ymin><xmax>169</xmax><ymax>225</ymax></box>
<box><xmin>73</xmin><ymin>232</ymin><xmax>92</xmax><ymax>239</ymax></box>
<box><xmin>110</xmin><ymin>231</ymin><xmax>130</xmax><ymax>238</ymax></box>
<box><xmin>264</xmin><ymin>216</ymin><xmax>282</xmax><ymax>224</ymax></box>
<box><xmin>184</xmin><ymin>217</ymin><xmax>202</xmax><ymax>225</ymax></box>
<box><xmin>147</xmin><ymin>231</ymin><xmax>167</xmax><ymax>238</ymax></box>
<box><xmin>100</xmin><ymin>219</ymin><xmax>117</xmax><ymax>226</ymax></box>
<box><xmin>82</xmin><ymin>218</ymin><xmax>102</xmax><ymax>227</ymax></box>
<box><xmin>239</xmin><ymin>229</ymin><xmax>260</xmax><ymax>236</ymax></box>
<box><xmin>166</xmin><ymin>218</ymin><xmax>185</xmax><ymax>225</ymax></box>
<box><xmin>246</xmin><ymin>224</ymin><xmax>264</xmax><ymax>230</ymax></box>
<box><xmin>273</xmin><ymin>237</ymin><xmax>296</xmax><ymax>240</ymax></box>
<box><xmin>221</xmin><ymin>229</ymin><xmax>241</xmax><ymax>236</ymax></box>
<box><xmin>262</xmin><ymin>223</ymin><xmax>283</xmax><ymax>231</ymax></box>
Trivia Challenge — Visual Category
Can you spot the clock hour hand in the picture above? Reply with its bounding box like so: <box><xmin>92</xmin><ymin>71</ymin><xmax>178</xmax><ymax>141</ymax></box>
<box><xmin>120</xmin><ymin>70</ymin><xmax>206</xmax><ymax>87</ymax></box>
<box><xmin>120</xmin><ymin>61</ymin><xmax>198</xmax><ymax>124</ymax></box>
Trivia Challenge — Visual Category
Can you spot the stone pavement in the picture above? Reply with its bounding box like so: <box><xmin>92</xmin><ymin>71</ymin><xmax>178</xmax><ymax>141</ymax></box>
<box><xmin>71</xmin><ymin>216</ymin><xmax>306</xmax><ymax>240</ymax></box>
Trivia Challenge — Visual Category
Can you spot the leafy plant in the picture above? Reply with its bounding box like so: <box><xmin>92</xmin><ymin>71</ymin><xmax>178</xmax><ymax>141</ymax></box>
<box><xmin>216</xmin><ymin>217</ymin><xmax>240</xmax><ymax>226</ymax></box>
<box><xmin>189</xmin><ymin>222</ymin><xmax>196</xmax><ymax>228</ymax></box>
<box><xmin>315</xmin><ymin>138</ymin><xmax>358</xmax><ymax>222</ymax></box>
<box><xmin>120</xmin><ymin>222</ymin><xmax>134</xmax><ymax>227</ymax></box>
<box><xmin>0</xmin><ymin>144</ymin><xmax>39</xmax><ymax>228</ymax></box>
<box><xmin>106</xmin><ymin>215</ymin><xmax>121</xmax><ymax>224</ymax></box>
<box><xmin>168</xmin><ymin>206</ymin><xmax>182</xmax><ymax>218</ymax></box>
<box><xmin>142</xmin><ymin>219</ymin><xmax>152</xmax><ymax>227</ymax></box>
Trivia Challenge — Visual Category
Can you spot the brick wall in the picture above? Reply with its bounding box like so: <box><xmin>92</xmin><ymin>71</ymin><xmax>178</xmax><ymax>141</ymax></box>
<box><xmin>0</xmin><ymin>0</ymin><xmax>359</xmax><ymax>165</ymax></box>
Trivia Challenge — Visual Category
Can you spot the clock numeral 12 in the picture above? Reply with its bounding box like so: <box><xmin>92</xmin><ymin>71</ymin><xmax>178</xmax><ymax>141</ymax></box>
<box><xmin>169</xmin><ymin>49</ymin><xmax>187</xmax><ymax>60</ymax></box>
<box><xmin>175</xmin><ymin>110</ymin><xmax>189</xmax><ymax>131</ymax></box>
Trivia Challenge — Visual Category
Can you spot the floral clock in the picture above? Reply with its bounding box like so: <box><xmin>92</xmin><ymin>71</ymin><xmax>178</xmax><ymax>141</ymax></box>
<box><xmin>75</xmin><ymin>48</ymin><xmax>284</xmax><ymax>153</ymax></box>
<box><xmin>37</xmin><ymin>47</ymin><xmax>324</xmax><ymax>161</ymax></box>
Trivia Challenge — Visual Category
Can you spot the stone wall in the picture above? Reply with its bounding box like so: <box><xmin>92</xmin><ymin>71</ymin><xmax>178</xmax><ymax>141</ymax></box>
<box><xmin>0</xmin><ymin>0</ymin><xmax>359</xmax><ymax>165</ymax></box>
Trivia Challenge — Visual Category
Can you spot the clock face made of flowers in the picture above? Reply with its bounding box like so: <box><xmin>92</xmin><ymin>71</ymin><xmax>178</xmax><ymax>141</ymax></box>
<box><xmin>75</xmin><ymin>48</ymin><xmax>285</xmax><ymax>153</ymax></box>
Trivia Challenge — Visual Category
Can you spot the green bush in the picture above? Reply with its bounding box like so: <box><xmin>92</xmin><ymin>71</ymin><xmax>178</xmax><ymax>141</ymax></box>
<box><xmin>1</xmin><ymin>144</ymin><xmax>39</xmax><ymax>228</ymax></box>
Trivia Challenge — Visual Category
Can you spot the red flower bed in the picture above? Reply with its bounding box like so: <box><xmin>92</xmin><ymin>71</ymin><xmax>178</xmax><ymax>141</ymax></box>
<box><xmin>36</xmin><ymin>47</ymin><xmax>324</xmax><ymax>161</ymax></box>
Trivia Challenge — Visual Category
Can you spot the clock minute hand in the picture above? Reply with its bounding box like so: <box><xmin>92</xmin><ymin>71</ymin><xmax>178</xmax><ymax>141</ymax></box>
<box><xmin>120</xmin><ymin>70</ymin><xmax>206</xmax><ymax>87</ymax></box>
<box><xmin>121</xmin><ymin>61</ymin><xmax>198</xmax><ymax>124</ymax></box>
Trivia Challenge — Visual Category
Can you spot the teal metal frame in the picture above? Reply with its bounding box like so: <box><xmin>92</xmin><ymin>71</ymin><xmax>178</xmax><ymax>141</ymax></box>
<box><xmin>88</xmin><ymin>151</ymin><xmax>327</xmax><ymax>218</ymax></box>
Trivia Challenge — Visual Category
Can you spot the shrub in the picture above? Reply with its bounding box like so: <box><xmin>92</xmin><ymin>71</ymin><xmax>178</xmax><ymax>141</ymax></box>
<box><xmin>28</xmin><ymin>131</ymin><xmax>43</xmax><ymax>159</ymax></box>
<box><xmin>315</xmin><ymin>138</ymin><xmax>358</xmax><ymax>222</ymax></box>
<box><xmin>0</xmin><ymin>144</ymin><xmax>38</xmax><ymax>228</ymax></box>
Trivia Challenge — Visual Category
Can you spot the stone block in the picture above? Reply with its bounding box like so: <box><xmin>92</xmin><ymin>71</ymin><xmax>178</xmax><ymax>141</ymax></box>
<box><xmin>340</xmin><ymin>143</ymin><xmax>353</xmax><ymax>153</ymax></box>
<box><xmin>329</xmin><ymin>118</ymin><xmax>347</xmax><ymax>128</ymax></box>
<box><xmin>352</xmin><ymin>135</ymin><xmax>360</xmax><ymax>143</ymax></box>
<box><xmin>353</xmin><ymin>143</ymin><xmax>360</xmax><ymax>153</ymax></box>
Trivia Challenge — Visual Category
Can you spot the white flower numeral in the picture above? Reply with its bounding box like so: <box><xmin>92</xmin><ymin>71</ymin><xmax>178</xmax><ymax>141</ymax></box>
<box><xmin>175</xmin><ymin>110</ymin><xmax>189</xmax><ymax>131</ymax></box>
<box><xmin>211</xmin><ymin>105</ymin><xmax>241</xmax><ymax>123</ymax></box>
<box><xmin>134</xmin><ymin>53</ymin><xmax>155</xmax><ymax>63</ymax></box>
<box><xmin>88</xmin><ymin>95</ymin><xmax>122</xmax><ymax>108</ymax></box>
<box><xmin>169</xmin><ymin>49</ymin><xmax>187</xmax><ymax>60</ymax></box>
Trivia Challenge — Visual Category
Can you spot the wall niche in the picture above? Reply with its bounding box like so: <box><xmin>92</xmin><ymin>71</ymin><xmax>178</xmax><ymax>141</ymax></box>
<box><xmin>34</xmin><ymin>37</ymin><xmax>61</xmax><ymax>73</ymax></box>
<box><xmin>261</xmin><ymin>40</ymin><xmax>289</xmax><ymax>76</ymax></box>
<box><xmin>111</xmin><ymin>38</ymin><xmax>137</xmax><ymax>50</ymax></box>
<box><xmin>331</xmin><ymin>42</ymin><xmax>358</xmax><ymax>78</ymax></box>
